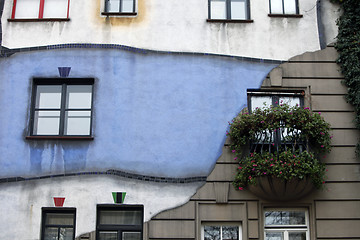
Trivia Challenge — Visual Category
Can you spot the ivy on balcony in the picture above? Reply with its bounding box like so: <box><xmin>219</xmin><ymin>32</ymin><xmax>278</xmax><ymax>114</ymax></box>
<box><xmin>227</xmin><ymin>104</ymin><xmax>332</xmax><ymax>191</ymax></box>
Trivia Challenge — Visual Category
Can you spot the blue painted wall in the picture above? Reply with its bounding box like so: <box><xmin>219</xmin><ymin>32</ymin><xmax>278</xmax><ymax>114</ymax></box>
<box><xmin>0</xmin><ymin>48</ymin><xmax>278</xmax><ymax>178</ymax></box>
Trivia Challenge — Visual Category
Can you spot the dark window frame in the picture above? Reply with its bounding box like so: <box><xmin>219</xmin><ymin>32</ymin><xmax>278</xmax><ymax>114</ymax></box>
<box><xmin>27</xmin><ymin>78</ymin><xmax>94</xmax><ymax>140</ymax></box>
<box><xmin>207</xmin><ymin>0</ymin><xmax>251</xmax><ymax>21</ymax></box>
<box><xmin>96</xmin><ymin>204</ymin><xmax>144</xmax><ymax>240</ymax></box>
<box><xmin>41</xmin><ymin>207</ymin><xmax>76</xmax><ymax>240</ymax></box>
<box><xmin>268</xmin><ymin>0</ymin><xmax>300</xmax><ymax>15</ymax></box>
<box><xmin>102</xmin><ymin>0</ymin><xmax>137</xmax><ymax>16</ymax></box>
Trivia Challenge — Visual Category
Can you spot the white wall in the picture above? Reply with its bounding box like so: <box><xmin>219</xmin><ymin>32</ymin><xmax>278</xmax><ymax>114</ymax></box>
<box><xmin>0</xmin><ymin>175</ymin><xmax>202</xmax><ymax>239</ymax></box>
<box><xmin>1</xmin><ymin>0</ymin><xmax>339</xmax><ymax>60</ymax></box>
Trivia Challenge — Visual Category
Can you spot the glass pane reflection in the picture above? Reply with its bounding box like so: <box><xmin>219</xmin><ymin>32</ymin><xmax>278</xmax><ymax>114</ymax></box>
<box><xmin>265</xmin><ymin>232</ymin><xmax>284</xmax><ymax>240</ymax></box>
<box><xmin>204</xmin><ymin>226</ymin><xmax>220</xmax><ymax>240</ymax></box>
<box><xmin>265</xmin><ymin>211</ymin><xmax>306</xmax><ymax>225</ymax></box>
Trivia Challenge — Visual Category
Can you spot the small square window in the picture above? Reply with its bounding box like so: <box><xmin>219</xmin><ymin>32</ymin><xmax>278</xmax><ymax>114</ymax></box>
<box><xmin>11</xmin><ymin>0</ymin><xmax>70</xmax><ymax>20</ymax></box>
<box><xmin>264</xmin><ymin>209</ymin><xmax>309</xmax><ymax>240</ymax></box>
<box><xmin>269</xmin><ymin>0</ymin><xmax>299</xmax><ymax>15</ymax></box>
<box><xmin>28</xmin><ymin>78</ymin><xmax>94</xmax><ymax>138</ymax></box>
<box><xmin>41</xmin><ymin>208</ymin><xmax>76</xmax><ymax>240</ymax></box>
<box><xmin>208</xmin><ymin>0</ymin><xmax>250</xmax><ymax>20</ymax></box>
<box><xmin>96</xmin><ymin>205</ymin><xmax>144</xmax><ymax>240</ymax></box>
<box><xmin>103</xmin><ymin>0</ymin><xmax>137</xmax><ymax>15</ymax></box>
<box><xmin>202</xmin><ymin>223</ymin><xmax>242</xmax><ymax>240</ymax></box>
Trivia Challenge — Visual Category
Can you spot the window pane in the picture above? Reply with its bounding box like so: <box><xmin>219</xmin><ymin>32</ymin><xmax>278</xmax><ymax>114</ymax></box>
<box><xmin>284</xmin><ymin>0</ymin><xmax>296</xmax><ymax>14</ymax></box>
<box><xmin>64</xmin><ymin>111</ymin><xmax>91</xmax><ymax>135</ymax></box>
<box><xmin>66</xmin><ymin>85</ymin><xmax>92</xmax><ymax>109</ymax></box>
<box><xmin>122</xmin><ymin>0</ymin><xmax>134</xmax><ymax>12</ymax></box>
<box><xmin>250</xmin><ymin>96</ymin><xmax>272</xmax><ymax>111</ymax></box>
<box><xmin>230</xmin><ymin>0</ymin><xmax>246</xmax><ymax>20</ymax></box>
<box><xmin>222</xmin><ymin>226</ymin><xmax>239</xmax><ymax>240</ymax></box>
<box><xmin>123</xmin><ymin>232</ymin><xmax>141</xmax><ymax>240</ymax></box>
<box><xmin>44</xmin><ymin>227</ymin><xmax>58</xmax><ymax>240</ymax></box>
<box><xmin>36</xmin><ymin>85</ymin><xmax>62</xmax><ymax>109</ymax></box>
<box><xmin>33</xmin><ymin>111</ymin><xmax>60</xmax><ymax>135</ymax></box>
<box><xmin>106</xmin><ymin>0</ymin><xmax>120</xmax><ymax>12</ymax></box>
<box><xmin>46</xmin><ymin>213</ymin><xmax>74</xmax><ymax>225</ymax></box>
<box><xmin>59</xmin><ymin>228</ymin><xmax>74</xmax><ymax>240</ymax></box>
<box><xmin>99</xmin><ymin>231</ymin><xmax>118</xmax><ymax>240</ymax></box>
<box><xmin>204</xmin><ymin>226</ymin><xmax>221</xmax><ymax>240</ymax></box>
<box><xmin>270</xmin><ymin>0</ymin><xmax>283</xmax><ymax>14</ymax></box>
<box><xmin>210</xmin><ymin>0</ymin><xmax>226</xmax><ymax>19</ymax></box>
<box><xmin>43</xmin><ymin>0</ymin><xmax>68</xmax><ymax>18</ymax></box>
<box><xmin>279</xmin><ymin>96</ymin><xmax>300</xmax><ymax>107</ymax></box>
<box><xmin>14</xmin><ymin>0</ymin><xmax>39</xmax><ymax>18</ymax></box>
<box><xmin>99</xmin><ymin>210</ymin><xmax>142</xmax><ymax>225</ymax></box>
<box><xmin>265</xmin><ymin>211</ymin><xmax>306</xmax><ymax>225</ymax></box>
<box><xmin>289</xmin><ymin>232</ymin><xmax>306</xmax><ymax>240</ymax></box>
<box><xmin>265</xmin><ymin>232</ymin><xmax>284</xmax><ymax>240</ymax></box>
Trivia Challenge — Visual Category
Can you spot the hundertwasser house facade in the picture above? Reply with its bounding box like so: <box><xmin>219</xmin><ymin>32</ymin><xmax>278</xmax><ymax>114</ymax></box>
<box><xmin>0</xmin><ymin>0</ymin><xmax>359</xmax><ymax>239</ymax></box>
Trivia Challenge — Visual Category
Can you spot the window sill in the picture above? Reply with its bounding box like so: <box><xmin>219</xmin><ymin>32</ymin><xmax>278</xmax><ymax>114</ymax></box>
<box><xmin>26</xmin><ymin>136</ymin><xmax>94</xmax><ymax>140</ymax></box>
<box><xmin>268</xmin><ymin>14</ymin><xmax>303</xmax><ymax>18</ymax></box>
<box><xmin>207</xmin><ymin>19</ymin><xmax>253</xmax><ymax>23</ymax></box>
<box><xmin>8</xmin><ymin>18</ymin><xmax>70</xmax><ymax>22</ymax></box>
<box><xmin>101</xmin><ymin>12</ymin><xmax>137</xmax><ymax>16</ymax></box>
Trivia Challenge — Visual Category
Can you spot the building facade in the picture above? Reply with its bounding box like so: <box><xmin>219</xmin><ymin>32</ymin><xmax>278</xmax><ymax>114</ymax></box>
<box><xmin>1</xmin><ymin>0</ymin><xmax>359</xmax><ymax>239</ymax></box>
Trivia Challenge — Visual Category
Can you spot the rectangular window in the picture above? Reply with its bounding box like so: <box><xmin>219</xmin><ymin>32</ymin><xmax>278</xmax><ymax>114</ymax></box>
<box><xmin>208</xmin><ymin>0</ymin><xmax>249</xmax><ymax>20</ymax></box>
<box><xmin>96</xmin><ymin>205</ymin><xmax>144</xmax><ymax>240</ymax></box>
<box><xmin>269</xmin><ymin>0</ymin><xmax>299</xmax><ymax>15</ymax></box>
<box><xmin>11</xmin><ymin>0</ymin><xmax>70</xmax><ymax>19</ymax></box>
<box><xmin>103</xmin><ymin>0</ymin><xmax>136</xmax><ymax>15</ymax></box>
<box><xmin>202</xmin><ymin>223</ymin><xmax>242</xmax><ymax>240</ymax></box>
<box><xmin>41</xmin><ymin>208</ymin><xmax>76</xmax><ymax>240</ymax></box>
<box><xmin>264</xmin><ymin>209</ymin><xmax>309</xmax><ymax>240</ymax></box>
<box><xmin>29</xmin><ymin>78</ymin><xmax>94</xmax><ymax>138</ymax></box>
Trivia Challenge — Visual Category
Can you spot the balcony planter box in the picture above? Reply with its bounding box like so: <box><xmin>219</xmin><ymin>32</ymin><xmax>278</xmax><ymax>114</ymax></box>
<box><xmin>227</xmin><ymin>104</ymin><xmax>332</xmax><ymax>201</ymax></box>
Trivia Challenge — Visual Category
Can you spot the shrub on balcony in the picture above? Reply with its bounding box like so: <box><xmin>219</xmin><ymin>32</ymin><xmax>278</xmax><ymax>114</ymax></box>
<box><xmin>227</xmin><ymin>104</ymin><xmax>332</xmax><ymax>190</ymax></box>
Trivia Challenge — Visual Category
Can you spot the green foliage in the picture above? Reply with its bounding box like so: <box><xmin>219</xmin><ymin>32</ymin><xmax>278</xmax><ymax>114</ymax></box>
<box><xmin>332</xmin><ymin>0</ymin><xmax>360</xmax><ymax>155</ymax></box>
<box><xmin>227</xmin><ymin>104</ymin><xmax>332</xmax><ymax>190</ymax></box>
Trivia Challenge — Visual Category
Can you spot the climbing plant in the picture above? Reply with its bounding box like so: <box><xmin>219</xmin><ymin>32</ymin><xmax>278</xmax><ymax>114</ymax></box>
<box><xmin>330</xmin><ymin>0</ymin><xmax>360</xmax><ymax>156</ymax></box>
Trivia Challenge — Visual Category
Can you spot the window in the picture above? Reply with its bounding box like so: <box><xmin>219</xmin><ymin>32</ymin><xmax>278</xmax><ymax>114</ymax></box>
<box><xmin>269</xmin><ymin>0</ymin><xmax>299</xmax><ymax>15</ymax></box>
<box><xmin>103</xmin><ymin>0</ymin><xmax>136</xmax><ymax>15</ymax></box>
<box><xmin>10</xmin><ymin>0</ymin><xmax>70</xmax><ymax>20</ymax></box>
<box><xmin>202</xmin><ymin>224</ymin><xmax>242</xmax><ymax>240</ymax></box>
<box><xmin>28</xmin><ymin>78</ymin><xmax>94</xmax><ymax>138</ymax></box>
<box><xmin>264</xmin><ymin>209</ymin><xmax>309</xmax><ymax>240</ymax></box>
<box><xmin>41</xmin><ymin>208</ymin><xmax>76</xmax><ymax>240</ymax></box>
<box><xmin>96</xmin><ymin>205</ymin><xmax>144</xmax><ymax>240</ymax></box>
<box><xmin>248</xmin><ymin>90</ymin><xmax>303</xmax><ymax>111</ymax></box>
<box><xmin>208</xmin><ymin>0</ymin><xmax>250</xmax><ymax>20</ymax></box>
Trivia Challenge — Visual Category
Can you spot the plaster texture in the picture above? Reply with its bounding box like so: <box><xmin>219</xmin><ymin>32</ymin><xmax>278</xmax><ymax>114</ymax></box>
<box><xmin>0</xmin><ymin>175</ymin><xmax>202</xmax><ymax>239</ymax></box>
<box><xmin>1</xmin><ymin>0</ymin><xmax>339</xmax><ymax>60</ymax></box>
<box><xmin>0</xmin><ymin>48</ymin><xmax>277</xmax><ymax>179</ymax></box>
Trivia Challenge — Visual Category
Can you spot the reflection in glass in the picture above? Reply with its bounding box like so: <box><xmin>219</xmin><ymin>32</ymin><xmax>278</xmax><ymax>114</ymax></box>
<box><xmin>265</xmin><ymin>211</ymin><xmax>306</xmax><ymax>226</ymax></box>
<box><xmin>36</xmin><ymin>85</ymin><xmax>62</xmax><ymax>109</ymax></box>
<box><xmin>100</xmin><ymin>210</ymin><xmax>142</xmax><ymax>225</ymax></box>
<box><xmin>250</xmin><ymin>96</ymin><xmax>273</xmax><ymax>111</ymax></box>
<box><xmin>44</xmin><ymin>227</ymin><xmax>58</xmax><ymax>240</ymax></box>
<box><xmin>33</xmin><ymin>111</ymin><xmax>60</xmax><ymax>135</ymax></box>
<box><xmin>222</xmin><ymin>226</ymin><xmax>238</xmax><ymax>240</ymax></box>
<box><xmin>265</xmin><ymin>232</ymin><xmax>284</xmax><ymax>240</ymax></box>
<box><xmin>46</xmin><ymin>213</ymin><xmax>74</xmax><ymax>225</ymax></box>
<box><xmin>99</xmin><ymin>231</ymin><xmax>118</xmax><ymax>240</ymax></box>
<box><xmin>123</xmin><ymin>232</ymin><xmax>141</xmax><ymax>240</ymax></box>
<box><xmin>204</xmin><ymin>226</ymin><xmax>221</xmax><ymax>240</ymax></box>
<box><xmin>289</xmin><ymin>232</ymin><xmax>306</xmax><ymax>240</ymax></box>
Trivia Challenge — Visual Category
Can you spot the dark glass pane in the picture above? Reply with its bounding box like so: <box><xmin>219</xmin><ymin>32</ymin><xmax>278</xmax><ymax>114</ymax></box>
<box><xmin>99</xmin><ymin>210</ymin><xmax>142</xmax><ymax>225</ymax></box>
<box><xmin>46</xmin><ymin>213</ymin><xmax>74</xmax><ymax>225</ymax></box>
<box><xmin>289</xmin><ymin>232</ymin><xmax>307</xmax><ymax>240</ymax></box>
<box><xmin>222</xmin><ymin>226</ymin><xmax>239</xmax><ymax>240</ymax></box>
<box><xmin>265</xmin><ymin>232</ymin><xmax>284</xmax><ymax>240</ymax></box>
<box><xmin>204</xmin><ymin>226</ymin><xmax>221</xmax><ymax>240</ymax></box>
<box><xmin>59</xmin><ymin>228</ymin><xmax>74</xmax><ymax>240</ymax></box>
<box><xmin>265</xmin><ymin>211</ymin><xmax>305</xmax><ymax>225</ymax></box>
<box><xmin>123</xmin><ymin>232</ymin><xmax>141</xmax><ymax>240</ymax></box>
<box><xmin>44</xmin><ymin>227</ymin><xmax>58</xmax><ymax>240</ymax></box>
<box><xmin>99</xmin><ymin>231</ymin><xmax>118</xmax><ymax>240</ymax></box>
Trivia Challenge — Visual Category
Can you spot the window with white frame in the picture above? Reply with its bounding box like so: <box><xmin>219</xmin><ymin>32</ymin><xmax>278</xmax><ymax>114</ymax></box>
<box><xmin>208</xmin><ymin>0</ymin><xmax>249</xmax><ymax>20</ymax></box>
<box><xmin>41</xmin><ymin>207</ymin><xmax>76</xmax><ymax>240</ymax></box>
<box><xmin>96</xmin><ymin>204</ymin><xmax>143</xmax><ymax>240</ymax></box>
<box><xmin>11</xmin><ymin>0</ymin><xmax>70</xmax><ymax>19</ymax></box>
<box><xmin>29</xmin><ymin>78</ymin><xmax>94</xmax><ymax>137</ymax></box>
<box><xmin>202</xmin><ymin>223</ymin><xmax>242</xmax><ymax>240</ymax></box>
<box><xmin>269</xmin><ymin>0</ymin><xmax>299</xmax><ymax>15</ymax></box>
<box><xmin>104</xmin><ymin>0</ymin><xmax>136</xmax><ymax>14</ymax></box>
<box><xmin>264</xmin><ymin>209</ymin><xmax>309</xmax><ymax>240</ymax></box>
